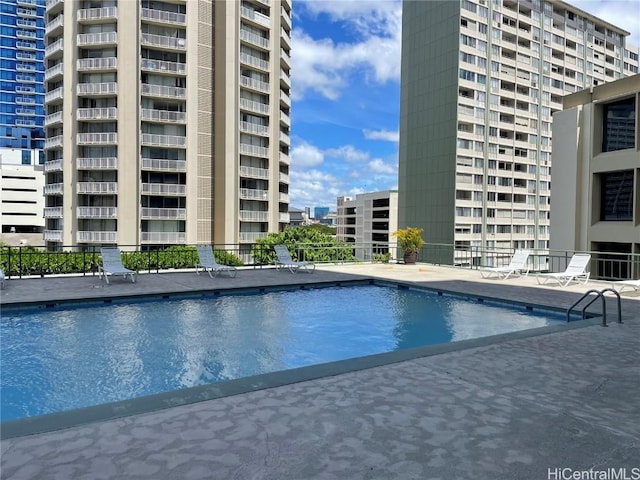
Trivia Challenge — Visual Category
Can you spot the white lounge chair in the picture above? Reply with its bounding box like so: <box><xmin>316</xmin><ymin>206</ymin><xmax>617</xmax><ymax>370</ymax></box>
<box><xmin>612</xmin><ymin>279</ymin><xmax>640</xmax><ymax>293</ymax></box>
<box><xmin>98</xmin><ymin>247</ymin><xmax>136</xmax><ymax>284</ymax></box>
<box><xmin>195</xmin><ymin>245</ymin><xmax>237</xmax><ymax>278</ymax></box>
<box><xmin>479</xmin><ymin>249</ymin><xmax>531</xmax><ymax>280</ymax></box>
<box><xmin>274</xmin><ymin>245</ymin><xmax>315</xmax><ymax>273</ymax></box>
<box><xmin>0</xmin><ymin>268</ymin><xmax>5</xmax><ymax>289</ymax></box>
<box><xmin>536</xmin><ymin>253</ymin><xmax>591</xmax><ymax>287</ymax></box>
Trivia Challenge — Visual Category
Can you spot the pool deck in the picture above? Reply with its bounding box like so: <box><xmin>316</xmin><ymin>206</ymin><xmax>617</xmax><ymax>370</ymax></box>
<box><xmin>1</xmin><ymin>264</ymin><xmax>639</xmax><ymax>479</ymax></box>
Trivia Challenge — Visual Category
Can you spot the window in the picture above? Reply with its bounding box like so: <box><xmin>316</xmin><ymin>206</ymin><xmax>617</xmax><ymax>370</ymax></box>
<box><xmin>602</xmin><ymin>97</ymin><xmax>636</xmax><ymax>152</ymax></box>
<box><xmin>600</xmin><ymin>170</ymin><xmax>634</xmax><ymax>221</ymax></box>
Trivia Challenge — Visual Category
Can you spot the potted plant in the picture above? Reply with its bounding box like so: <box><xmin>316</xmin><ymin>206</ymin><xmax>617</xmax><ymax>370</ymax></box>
<box><xmin>392</xmin><ymin>227</ymin><xmax>425</xmax><ymax>265</ymax></box>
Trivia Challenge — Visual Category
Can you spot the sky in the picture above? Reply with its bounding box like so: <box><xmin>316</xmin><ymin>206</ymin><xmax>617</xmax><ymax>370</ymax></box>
<box><xmin>288</xmin><ymin>0</ymin><xmax>640</xmax><ymax>212</ymax></box>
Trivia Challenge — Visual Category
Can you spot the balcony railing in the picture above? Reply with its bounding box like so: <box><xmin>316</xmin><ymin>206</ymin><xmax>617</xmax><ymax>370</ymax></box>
<box><xmin>45</xmin><ymin>135</ymin><xmax>63</xmax><ymax>149</ymax></box>
<box><xmin>239</xmin><ymin>166</ymin><xmax>269</xmax><ymax>179</ymax></box>
<box><xmin>44</xmin><ymin>183</ymin><xmax>63</xmax><ymax>195</ymax></box>
<box><xmin>279</xmin><ymin>213</ymin><xmax>290</xmax><ymax>223</ymax></box>
<box><xmin>77</xmin><ymin>182</ymin><xmax>118</xmax><ymax>194</ymax></box>
<box><xmin>45</xmin><ymin>87</ymin><xmax>63</xmax><ymax>103</ymax></box>
<box><xmin>280</xmin><ymin>27</ymin><xmax>291</xmax><ymax>47</ymax></box>
<box><xmin>141</xmin><ymin>58</ymin><xmax>186</xmax><ymax>74</ymax></box>
<box><xmin>43</xmin><ymin>207</ymin><xmax>63</xmax><ymax>218</ymax></box>
<box><xmin>77</xmin><ymin>132</ymin><xmax>118</xmax><ymax>144</ymax></box>
<box><xmin>141</xmin><ymin>8</ymin><xmax>186</xmax><ymax>25</ymax></box>
<box><xmin>240</xmin><ymin>75</ymin><xmax>270</xmax><ymax>93</ymax></box>
<box><xmin>280</xmin><ymin>48</ymin><xmax>291</xmax><ymax>67</ymax></box>
<box><xmin>43</xmin><ymin>230</ymin><xmax>63</xmax><ymax>242</ymax></box>
<box><xmin>44</xmin><ymin>159</ymin><xmax>62</xmax><ymax>172</ymax></box>
<box><xmin>239</xmin><ymin>232</ymin><xmax>268</xmax><ymax>243</ymax></box>
<box><xmin>45</xmin><ymin>38</ymin><xmax>63</xmax><ymax>57</ymax></box>
<box><xmin>141</xmin><ymin>134</ymin><xmax>186</xmax><ymax>148</ymax></box>
<box><xmin>141</xmin><ymin>83</ymin><xmax>186</xmax><ymax>99</ymax></box>
<box><xmin>141</xmin><ymin>109</ymin><xmax>186</xmax><ymax>123</ymax></box>
<box><xmin>16</xmin><ymin>51</ymin><xmax>36</xmax><ymax>61</ymax></box>
<box><xmin>281</xmin><ymin>6</ymin><xmax>292</xmax><ymax>28</ymax></box>
<box><xmin>77</xmin><ymin>231</ymin><xmax>118</xmax><ymax>243</ymax></box>
<box><xmin>77</xmin><ymin>7</ymin><xmax>117</xmax><ymax>21</ymax></box>
<box><xmin>77</xmin><ymin>82</ymin><xmax>118</xmax><ymax>96</ymax></box>
<box><xmin>279</xmin><ymin>131</ymin><xmax>290</xmax><ymax>144</ymax></box>
<box><xmin>77</xmin><ymin>107</ymin><xmax>118</xmax><ymax>121</ymax></box>
<box><xmin>45</xmin><ymin>14</ymin><xmax>64</xmax><ymax>35</ymax></box>
<box><xmin>239</xmin><ymin>143</ymin><xmax>269</xmax><ymax>158</ymax></box>
<box><xmin>16</xmin><ymin>96</ymin><xmax>35</xmax><ymax>105</ymax></box>
<box><xmin>278</xmin><ymin>192</ymin><xmax>289</xmax><ymax>203</ymax></box>
<box><xmin>77</xmin><ymin>157</ymin><xmax>118</xmax><ymax>170</ymax></box>
<box><xmin>240</xmin><ymin>188</ymin><xmax>268</xmax><ymax>201</ymax></box>
<box><xmin>44</xmin><ymin>111</ymin><xmax>63</xmax><ymax>126</ymax></box>
<box><xmin>44</xmin><ymin>63</ymin><xmax>64</xmax><ymax>81</ymax></box>
<box><xmin>141</xmin><ymin>158</ymin><xmax>186</xmax><ymax>172</ymax></box>
<box><xmin>240</xmin><ymin>28</ymin><xmax>270</xmax><ymax>49</ymax></box>
<box><xmin>240</xmin><ymin>52</ymin><xmax>270</xmax><ymax>71</ymax></box>
<box><xmin>240</xmin><ymin>6</ymin><xmax>271</xmax><ymax>27</ymax></box>
<box><xmin>45</xmin><ymin>0</ymin><xmax>63</xmax><ymax>12</ymax></box>
<box><xmin>239</xmin><ymin>210</ymin><xmax>269</xmax><ymax>222</ymax></box>
<box><xmin>280</xmin><ymin>111</ymin><xmax>290</xmax><ymax>126</ymax></box>
<box><xmin>77</xmin><ymin>31</ymin><xmax>117</xmax><ymax>46</ymax></box>
<box><xmin>239</xmin><ymin>98</ymin><xmax>270</xmax><ymax>115</ymax></box>
<box><xmin>279</xmin><ymin>152</ymin><xmax>290</xmax><ymax>165</ymax></box>
<box><xmin>77</xmin><ymin>57</ymin><xmax>117</xmax><ymax>71</ymax></box>
<box><xmin>141</xmin><ymin>183</ymin><xmax>186</xmax><ymax>196</ymax></box>
<box><xmin>141</xmin><ymin>208</ymin><xmax>186</xmax><ymax>220</ymax></box>
<box><xmin>279</xmin><ymin>172</ymin><xmax>289</xmax><ymax>183</ymax></box>
<box><xmin>17</xmin><ymin>40</ymin><xmax>36</xmax><ymax>50</ymax></box>
<box><xmin>76</xmin><ymin>207</ymin><xmax>118</xmax><ymax>218</ymax></box>
<box><xmin>240</xmin><ymin>121</ymin><xmax>269</xmax><ymax>136</ymax></box>
<box><xmin>141</xmin><ymin>232</ymin><xmax>186</xmax><ymax>243</ymax></box>
<box><xmin>141</xmin><ymin>33</ymin><xmax>186</xmax><ymax>50</ymax></box>
<box><xmin>280</xmin><ymin>90</ymin><xmax>291</xmax><ymax>107</ymax></box>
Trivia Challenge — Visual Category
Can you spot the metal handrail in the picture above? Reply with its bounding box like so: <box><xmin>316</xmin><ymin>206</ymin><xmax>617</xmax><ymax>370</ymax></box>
<box><xmin>566</xmin><ymin>288</ymin><xmax>623</xmax><ymax>327</ymax></box>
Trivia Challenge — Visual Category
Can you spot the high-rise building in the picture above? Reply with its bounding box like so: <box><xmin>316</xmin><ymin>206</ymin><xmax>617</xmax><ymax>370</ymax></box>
<box><xmin>398</xmin><ymin>0</ymin><xmax>639</xmax><ymax>266</ymax></box>
<box><xmin>313</xmin><ymin>206</ymin><xmax>329</xmax><ymax>220</ymax></box>
<box><xmin>0</xmin><ymin>0</ymin><xmax>46</xmax><ymax>151</ymax></box>
<box><xmin>43</xmin><ymin>0</ymin><xmax>291</xmax><ymax>250</ymax></box>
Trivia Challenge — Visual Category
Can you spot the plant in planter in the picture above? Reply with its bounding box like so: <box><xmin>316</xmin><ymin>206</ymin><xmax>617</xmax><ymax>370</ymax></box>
<box><xmin>392</xmin><ymin>227</ymin><xmax>425</xmax><ymax>265</ymax></box>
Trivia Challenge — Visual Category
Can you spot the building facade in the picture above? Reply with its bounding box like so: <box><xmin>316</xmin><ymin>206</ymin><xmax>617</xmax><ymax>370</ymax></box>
<box><xmin>399</xmin><ymin>0</ymin><xmax>639</xmax><ymax>266</ymax></box>
<box><xmin>43</xmin><ymin>0</ymin><xmax>291</xmax><ymax>250</ymax></box>
<box><xmin>551</xmin><ymin>74</ymin><xmax>639</xmax><ymax>280</ymax></box>
<box><xmin>0</xmin><ymin>0</ymin><xmax>46</xmax><ymax>151</ymax></box>
<box><xmin>337</xmin><ymin>190</ymin><xmax>398</xmax><ymax>261</ymax></box>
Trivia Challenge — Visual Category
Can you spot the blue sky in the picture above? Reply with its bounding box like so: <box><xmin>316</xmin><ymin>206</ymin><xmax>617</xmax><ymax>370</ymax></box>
<box><xmin>288</xmin><ymin>0</ymin><xmax>640</xmax><ymax>211</ymax></box>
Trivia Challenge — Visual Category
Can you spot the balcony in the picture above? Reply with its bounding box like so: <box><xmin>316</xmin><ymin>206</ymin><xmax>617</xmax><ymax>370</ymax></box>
<box><xmin>280</xmin><ymin>68</ymin><xmax>291</xmax><ymax>89</ymax></box>
<box><xmin>45</xmin><ymin>38</ymin><xmax>63</xmax><ymax>58</ymax></box>
<box><xmin>76</xmin><ymin>182</ymin><xmax>118</xmax><ymax>195</ymax></box>
<box><xmin>16</xmin><ymin>74</ymin><xmax>35</xmax><ymax>83</ymax></box>
<box><xmin>141</xmin><ymin>109</ymin><xmax>186</xmax><ymax>123</ymax></box>
<box><xmin>141</xmin><ymin>158</ymin><xmax>186</xmax><ymax>172</ymax></box>
<box><xmin>239</xmin><ymin>166</ymin><xmax>269</xmax><ymax>180</ymax></box>
<box><xmin>239</xmin><ymin>143</ymin><xmax>269</xmax><ymax>158</ymax></box>
<box><xmin>16</xmin><ymin>51</ymin><xmax>36</xmax><ymax>61</ymax></box>
<box><xmin>240</xmin><ymin>52</ymin><xmax>270</xmax><ymax>71</ymax></box>
<box><xmin>45</xmin><ymin>135</ymin><xmax>63</xmax><ymax>149</ymax></box>
<box><xmin>279</xmin><ymin>213</ymin><xmax>290</xmax><ymax>223</ymax></box>
<box><xmin>44</xmin><ymin>183</ymin><xmax>63</xmax><ymax>195</ymax></box>
<box><xmin>141</xmin><ymin>134</ymin><xmax>186</xmax><ymax>148</ymax></box>
<box><xmin>281</xmin><ymin>6</ymin><xmax>292</xmax><ymax>29</ymax></box>
<box><xmin>141</xmin><ymin>58</ymin><xmax>186</xmax><ymax>75</ymax></box>
<box><xmin>77</xmin><ymin>207</ymin><xmax>118</xmax><ymax>219</ymax></box>
<box><xmin>280</xmin><ymin>111</ymin><xmax>290</xmax><ymax>127</ymax></box>
<box><xmin>44</xmin><ymin>159</ymin><xmax>63</xmax><ymax>172</ymax></box>
<box><xmin>141</xmin><ymin>83</ymin><xmax>186</xmax><ymax>99</ymax></box>
<box><xmin>141</xmin><ymin>208</ymin><xmax>186</xmax><ymax>220</ymax></box>
<box><xmin>44</xmin><ymin>63</ymin><xmax>64</xmax><ymax>81</ymax></box>
<box><xmin>17</xmin><ymin>18</ymin><xmax>37</xmax><ymax>29</ymax></box>
<box><xmin>240</xmin><ymin>188</ymin><xmax>268</xmax><ymax>201</ymax></box>
<box><xmin>279</xmin><ymin>131</ymin><xmax>290</xmax><ymax>144</ymax></box>
<box><xmin>77</xmin><ymin>157</ymin><xmax>118</xmax><ymax>170</ymax></box>
<box><xmin>278</xmin><ymin>192</ymin><xmax>289</xmax><ymax>203</ymax></box>
<box><xmin>45</xmin><ymin>87</ymin><xmax>63</xmax><ymax>104</ymax></box>
<box><xmin>77</xmin><ymin>231</ymin><xmax>118</xmax><ymax>243</ymax></box>
<box><xmin>280</xmin><ymin>48</ymin><xmax>291</xmax><ymax>68</ymax></box>
<box><xmin>15</xmin><ymin>118</ymin><xmax>35</xmax><ymax>127</ymax></box>
<box><xmin>141</xmin><ymin>232</ymin><xmax>186</xmax><ymax>244</ymax></box>
<box><xmin>141</xmin><ymin>183</ymin><xmax>186</xmax><ymax>196</ymax></box>
<box><xmin>77</xmin><ymin>57</ymin><xmax>118</xmax><ymax>71</ymax></box>
<box><xmin>240</xmin><ymin>6</ymin><xmax>271</xmax><ymax>28</ymax></box>
<box><xmin>280</xmin><ymin>27</ymin><xmax>291</xmax><ymax>49</ymax></box>
<box><xmin>279</xmin><ymin>172</ymin><xmax>289</xmax><ymax>183</ymax></box>
<box><xmin>239</xmin><ymin>98</ymin><xmax>270</xmax><ymax>115</ymax></box>
<box><xmin>43</xmin><ymin>207</ymin><xmax>63</xmax><ymax>219</ymax></box>
<box><xmin>45</xmin><ymin>14</ymin><xmax>64</xmax><ymax>35</ymax></box>
<box><xmin>240</xmin><ymin>121</ymin><xmax>269</xmax><ymax>136</ymax></box>
<box><xmin>77</xmin><ymin>82</ymin><xmax>118</xmax><ymax>96</ymax></box>
<box><xmin>16</xmin><ymin>96</ymin><xmax>35</xmax><ymax>105</ymax></box>
<box><xmin>45</xmin><ymin>0</ymin><xmax>63</xmax><ymax>14</ymax></box>
<box><xmin>279</xmin><ymin>152</ymin><xmax>290</xmax><ymax>165</ymax></box>
<box><xmin>141</xmin><ymin>33</ymin><xmax>186</xmax><ymax>50</ymax></box>
<box><xmin>280</xmin><ymin>90</ymin><xmax>291</xmax><ymax>108</ymax></box>
<box><xmin>239</xmin><ymin>210</ymin><xmax>269</xmax><ymax>222</ymax></box>
<box><xmin>16</xmin><ymin>85</ymin><xmax>34</xmax><ymax>94</ymax></box>
<box><xmin>44</xmin><ymin>111</ymin><xmax>63</xmax><ymax>126</ymax></box>
<box><xmin>239</xmin><ymin>232</ymin><xmax>268</xmax><ymax>243</ymax></box>
<box><xmin>44</xmin><ymin>230</ymin><xmax>63</xmax><ymax>242</ymax></box>
<box><xmin>141</xmin><ymin>8</ymin><xmax>186</xmax><ymax>25</ymax></box>
<box><xmin>18</xmin><ymin>0</ymin><xmax>38</xmax><ymax>6</ymax></box>
<box><xmin>77</xmin><ymin>31</ymin><xmax>117</xmax><ymax>47</ymax></box>
<box><xmin>240</xmin><ymin>28</ymin><xmax>270</xmax><ymax>50</ymax></box>
<box><xmin>240</xmin><ymin>75</ymin><xmax>270</xmax><ymax>93</ymax></box>
<box><xmin>16</xmin><ymin>107</ymin><xmax>35</xmax><ymax>116</ymax></box>
<box><xmin>77</xmin><ymin>133</ymin><xmax>118</xmax><ymax>145</ymax></box>
<box><xmin>77</xmin><ymin>107</ymin><xmax>118</xmax><ymax>121</ymax></box>
<box><xmin>77</xmin><ymin>7</ymin><xmax>118</xmax><ymax>22</ymax></box>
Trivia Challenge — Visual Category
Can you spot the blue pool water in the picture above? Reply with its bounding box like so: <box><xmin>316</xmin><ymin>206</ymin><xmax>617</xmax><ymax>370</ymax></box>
<box><xmin>1</xmin><ymin>284</ymin><xmax>566</xmax><ymax>421</ymax></box>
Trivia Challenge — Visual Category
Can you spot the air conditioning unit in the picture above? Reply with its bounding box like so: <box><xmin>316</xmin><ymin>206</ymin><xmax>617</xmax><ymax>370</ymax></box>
<box><xmin>177</xmin><ymin>39</ymin><xmax>185</xmax><ymax>47</ymax></box>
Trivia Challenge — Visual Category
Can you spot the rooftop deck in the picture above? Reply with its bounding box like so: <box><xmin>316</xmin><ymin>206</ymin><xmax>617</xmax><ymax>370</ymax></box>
<box><xmin>1</xmin><ymin>264</ymin><xmax>639</xmax><ymax>479</ymax></box>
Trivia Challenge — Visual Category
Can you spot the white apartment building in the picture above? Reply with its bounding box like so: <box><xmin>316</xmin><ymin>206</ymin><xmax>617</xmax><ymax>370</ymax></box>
<box><xmin>43</xmin><ymin>0</ymin><xmax>291</xmax><ymax>250</ymax></box>
<box><xmin>337</xmin><ymin>190</ymin><xmax>398</xmax><ymax>261</ymax></box>
<box><xmin>399</xmin><ymin>0</ymin><xmax>639</xmax><ymax>267</ymax></box>
<box><xmin>551</xmin><ymin>74</ymin><xmax>639</xmax><ymax>280</ymax></box>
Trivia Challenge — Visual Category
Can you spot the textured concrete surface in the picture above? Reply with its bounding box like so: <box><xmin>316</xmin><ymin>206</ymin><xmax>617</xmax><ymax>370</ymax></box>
<box><xmin>1</xmin><ymin>264</ymin><xmax>639</xmax><ymax>479</ymax></box>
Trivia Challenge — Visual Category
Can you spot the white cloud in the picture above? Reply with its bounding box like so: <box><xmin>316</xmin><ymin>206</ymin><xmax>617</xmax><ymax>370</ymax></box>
<box><xmin>368</xmin><ymin>158</ymin><xmax>397</xmax><ymax>176</ymax></box>
<box><xmin>363</xmin><ymin>129</ymin><xmax>399</xmax><ymax>142</ymax></box>
<box><xmin>291</xmin><ymin>142</ymin><xmax>324</xmax><ymax>168</ymax></box>
<box><xmin>570</xmin><ymin>1</ymin><xmax>640</xmax><ymax>44</ymax></box>
<box><xmin>325</xmin><ymin>145</ymin><xmax>370</xmax><ymax>163</ymax></box>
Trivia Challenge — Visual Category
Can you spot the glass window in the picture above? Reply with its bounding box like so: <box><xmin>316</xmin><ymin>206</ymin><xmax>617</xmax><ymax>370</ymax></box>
<box><xmin>602</xmin><ymin>97</ymin><xmax>636</xmax><ymax>152</ymax></box>
<box><xmin>600</xmin><ymin>170</ymin><xmax>634</xmax><ymax>221</ymax></box>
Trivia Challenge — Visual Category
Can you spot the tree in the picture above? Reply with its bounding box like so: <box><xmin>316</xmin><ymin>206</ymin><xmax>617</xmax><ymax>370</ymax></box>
<box><xmin>252</xmin><ymin>227</ymin><xmax>354</xmax><ymax>265</ymax></box>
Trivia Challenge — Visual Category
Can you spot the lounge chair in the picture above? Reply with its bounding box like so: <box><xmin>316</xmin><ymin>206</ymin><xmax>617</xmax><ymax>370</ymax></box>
<box><xmin>195</xmin><ymin>245</ymin><xmax>237</xmax><ymax>278</ymax></box>
<box><xmin>98</xmin><ymin>247</ymin><xmax>136</xmax><ymax>284</ymax></box>
<box><xmin>612</xmin><ymin>279</ymin><xmax>640</xmax><ymax>293</ymax></box>
<box><xmin>536</xmin><ymin>253</ymin><xmax>591</xmax><ymax>287</ymax></box>
<box><xmin>274</xmin><ymin>245</ymin><xmax>315</xmax><ymax>273</ymax></box>
<box><xmin>479</xmin><ymin>249</ymin><xmax>531</xmax><ymax>280</ymax></box>
<box><xmin>0</xmin><ymin>268</ymin><xmax>5</xmax><ymax>289</ymax></box>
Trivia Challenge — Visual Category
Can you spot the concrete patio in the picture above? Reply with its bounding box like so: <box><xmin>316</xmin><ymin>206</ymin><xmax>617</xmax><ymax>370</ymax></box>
<box><xmin>1</xmin><ymin>264</ymin><xmax>639</xmax><ymax>479</ymax></box>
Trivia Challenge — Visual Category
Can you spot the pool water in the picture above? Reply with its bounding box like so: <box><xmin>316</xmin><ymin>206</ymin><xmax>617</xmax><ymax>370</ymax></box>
<box><xmin>1</xmin><ymin>284</ymin><xmax>566</xmax><ymax>420</ymax></box>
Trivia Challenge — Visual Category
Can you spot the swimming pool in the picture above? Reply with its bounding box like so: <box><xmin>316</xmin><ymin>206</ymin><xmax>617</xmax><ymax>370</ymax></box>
<box><xmin>1</xmin><ymin>283</ymin><xmax>568</xmax><ymax>421</ymax></box>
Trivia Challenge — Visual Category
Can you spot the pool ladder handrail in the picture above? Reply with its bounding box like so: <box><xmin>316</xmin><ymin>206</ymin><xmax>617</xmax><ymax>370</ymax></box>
<box><xmin>566</xmin><ymin>288</ymin><xmax>622</xmax><ymax>326</ymax></box>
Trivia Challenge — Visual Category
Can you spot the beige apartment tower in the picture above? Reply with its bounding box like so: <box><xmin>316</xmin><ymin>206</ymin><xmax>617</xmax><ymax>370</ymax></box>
<box><xmin>43</xmin><ymin>0</ymin><xmax>291</xmax><ymax>249</ymax></box>
<box><xmin>399</xmin><ymin>0</ymin><xmax>638</xmax><ymax>266</ymax></box>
